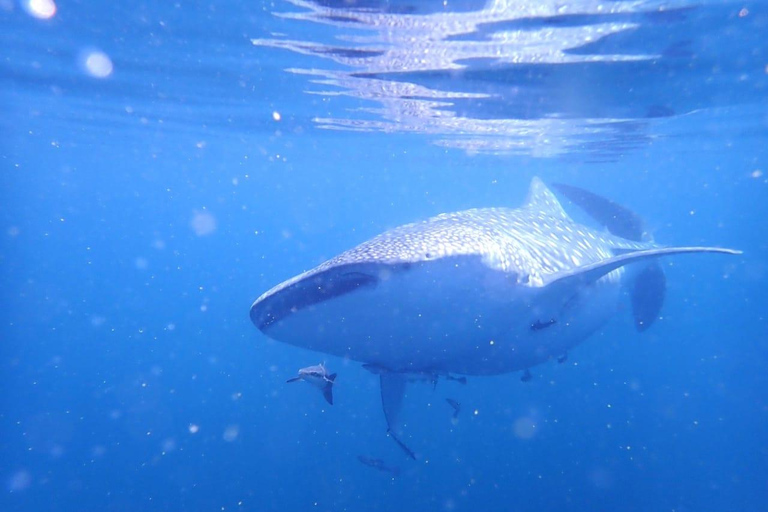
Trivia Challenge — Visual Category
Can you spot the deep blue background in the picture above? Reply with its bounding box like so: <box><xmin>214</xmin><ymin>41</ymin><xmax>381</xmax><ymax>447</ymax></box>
<box><xmin>2</xmin><ymin>1</ymin><xmax>767</xmax><ymax>511</ymax></box>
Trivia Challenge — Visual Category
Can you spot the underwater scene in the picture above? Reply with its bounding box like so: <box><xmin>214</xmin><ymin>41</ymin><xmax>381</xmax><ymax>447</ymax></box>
<box><xmin>2</xmin><ymin>1</ymin><xmax>767</xmax><ymax>511</ymax></box>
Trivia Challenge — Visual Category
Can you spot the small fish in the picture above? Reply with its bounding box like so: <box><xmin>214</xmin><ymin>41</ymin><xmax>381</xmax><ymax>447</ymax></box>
<box><xmin>286</xmin><ymin>363</ymin><xmax>336</xmax><ymax>405</ymax></box>
<box><xmin>387</xmin><ymin>428</ymin><xmax>416</xmax><ymax>460</ymax></box>
<box><xmin>357</xmin><ymin>455</ymin><xmax>400</xmax><ymax>477</ymax></box>
<box><xmin>446</xmin><ymin>398</ymin><xmax>461</xmax><ymax>419</ymax></box>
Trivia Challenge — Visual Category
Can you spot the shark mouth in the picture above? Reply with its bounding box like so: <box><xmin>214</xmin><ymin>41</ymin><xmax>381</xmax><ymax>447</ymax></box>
<box><xmin>250</xmin><ymin>266</ymin><xmax>381</xmax><ymax>332</ymax></box>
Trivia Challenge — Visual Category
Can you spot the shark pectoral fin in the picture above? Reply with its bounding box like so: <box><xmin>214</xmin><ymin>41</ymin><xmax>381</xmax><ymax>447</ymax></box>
<box><xmin>286</xmin><ymin>377</ymin><xmax>302</xmax><ymax>383</ymax></box>
<box><xmin>388</xmin><ymin>428</ymin><xmax>417</xmax><ymax>460</ymax></box>
<box><xmin>542</xmin><ymin>247</ymin><xmax>741</xmax><ymax>291</ymax></box>
<box><xmin>380</xmin><ymin>373</ymin><xmax>407</xmax><ymax>436</ymax></box>
<box><xmin>631</xmin><ymin>261</ymin><xmax>667</xmax><ymax>332</ymax></box>
<box><xmin>380</xmin><ymin>373</ymin><xmax>416</xmax><ymax>459</ymax></box>
<box><xmin>328</xmin><ymin>373</ymin><xmax>337</xmax><ymax>382</ymax></box>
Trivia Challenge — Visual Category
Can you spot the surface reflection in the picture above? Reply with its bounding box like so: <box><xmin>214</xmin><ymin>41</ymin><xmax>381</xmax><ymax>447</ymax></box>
<box><xmin>252</xmin><ymin>0</ymin><xmax>759</xmax><ymax>158</ymax></box>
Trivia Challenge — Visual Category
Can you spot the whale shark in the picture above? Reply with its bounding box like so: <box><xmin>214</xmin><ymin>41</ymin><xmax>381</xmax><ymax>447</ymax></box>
<box><xmin>250</xmin><ymin>178</ymin><xmax>739</xmax><ymax>441</ymax></box>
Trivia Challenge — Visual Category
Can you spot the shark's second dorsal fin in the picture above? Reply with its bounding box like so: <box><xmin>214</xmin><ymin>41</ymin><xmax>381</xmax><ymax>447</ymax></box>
<box><xmin>524</xmin><ymin>177</ymin><xmax>571</xmax><ymax>222</ymax></box>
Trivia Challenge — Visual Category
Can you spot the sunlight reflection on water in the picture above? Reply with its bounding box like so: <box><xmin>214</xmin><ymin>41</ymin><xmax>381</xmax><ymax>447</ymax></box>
<box><xmin>252</xmin><ymin>0</ymin><xmax>690</xmax><ymax>157</ymax></box>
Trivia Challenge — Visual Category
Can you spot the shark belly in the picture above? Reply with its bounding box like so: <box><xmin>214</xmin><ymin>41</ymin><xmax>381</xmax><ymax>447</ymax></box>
<box><xmin>256</xmin><ymin>257</ymin><xmax>622</xmax><ymax>375</ymax></box>
<box><xmin>259</xmin><ymin>257</ymin><xmax>518</xmax><ymax>372</ymax></box>
<box><xmin>476</xmin><ymin>278</ymin><xmax>622</xmax><ymax>374</ymax></box>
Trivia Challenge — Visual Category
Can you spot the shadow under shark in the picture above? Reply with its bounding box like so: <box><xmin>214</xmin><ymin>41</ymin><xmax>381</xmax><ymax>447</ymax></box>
<box><xmin>250</xmin><ymin>178</ymin><xmax>739</xmax><ymax>449</ymax></box>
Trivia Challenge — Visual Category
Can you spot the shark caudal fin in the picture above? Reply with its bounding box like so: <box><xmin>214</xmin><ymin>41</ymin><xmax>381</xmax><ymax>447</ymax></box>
<box><xmin>550</xmin><ymin>182</ymin><xmax>647</xmax><ymax>241</ymax></box>
<box><xmin>551</xmin><ymin>182</ymin><xmax>667</xmax><ymax>331</ymax></box>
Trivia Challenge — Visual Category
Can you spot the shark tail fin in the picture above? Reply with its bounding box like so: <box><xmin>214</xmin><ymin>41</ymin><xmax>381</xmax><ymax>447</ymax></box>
<box><xmin>551</xmin><ymin>182</ymin><xmax>646</xmax><ymax>241</ymax></box>
<box><xmin>551</xmin><ymin>182</ymin><xmax>668</xmax><ymax>331</ymax></box>
<box><xmin>323</xmin><ymin>377</ymin><xmax>335</xmax><ymax>405</ymax></box>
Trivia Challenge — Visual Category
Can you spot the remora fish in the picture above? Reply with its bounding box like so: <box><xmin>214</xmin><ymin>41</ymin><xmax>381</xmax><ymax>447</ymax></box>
<box><xmin>252</xmin><ymin>178</ymin><xmax>739</xmax><ymax>435</ymax></box>
<box><xmin>286</xmin><ymin>363</ymin><xmax>336</xmax><ymax>405</ymax></box>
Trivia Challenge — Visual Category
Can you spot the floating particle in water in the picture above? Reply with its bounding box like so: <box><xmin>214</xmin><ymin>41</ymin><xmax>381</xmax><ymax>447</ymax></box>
<box><xmin>161</xmin><ymin>438</ymin><xmax>176</xmax><ymax>453</ymax></box>
<box><xmin>751</xmin><ymin>169</ymin><xmax>763</xmax><ymax>179</ymax></box>
<box><xmin>22</xmin><ymin>0</ymin><xmax>55</xmax><ymax>19</ymax></box>
<box><xmin>7</xmin><ymin>470</ymin><xmax>32</xmax><ymax>492</ymax></box>
<box><xmin>588</xmin><ymin>467</ymin><xmax>615</xmax><ymax>489</ymax></box>
<box><xmin>513</xmin><ymin>416</ymin><xmax>537</xmax><ymax>439</ymax></box>
<box><xmin>90</xmin><ymin>316</ymin><xmax>106</xmax><ymax>327</ymax></box>
<box><xmin>223</xmin><ymin>425</ymin><xmax>239</xmax><ymax>442</ymax></box>
<box><xmin>135</xmin><ymin>257</ymin><xmax>148</xmax><ymax>270</ymax></box>
<box><xmin>80</xmin><ymin>49</ymin><xmax>113</xmax><ymax>78</ymax></box>
<box><xmin>190</xmin><ymin>210</ymin><xmax>217</xmax><ymax>236</ymax></box>
<box><xmin>188</xmin><ymin>424</ymin><xmax>200</xmax><ymax>434</ymax></box>
<box><xmin>272</xmin><ymin>111</ymin><xmax>281</xmax><ymax>121</ymax></box>
<box><xmin>7</xmin><ymin>226</ymin><xmax>20</xmax><ymax>237</ymax></box>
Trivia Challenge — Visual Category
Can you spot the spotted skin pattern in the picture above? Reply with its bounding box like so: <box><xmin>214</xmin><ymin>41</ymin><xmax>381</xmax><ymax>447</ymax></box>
<box><xmin>254</xmin><ymin>178</ymin><xmax>649</xmax><ymax>305</ymax></box>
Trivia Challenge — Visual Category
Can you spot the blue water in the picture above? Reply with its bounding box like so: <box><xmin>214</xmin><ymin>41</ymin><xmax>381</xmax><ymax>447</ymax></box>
<box><xmin>2</xmin><ymin>0</ymin><xmax>767</xmax><ymax>511</ymax></box>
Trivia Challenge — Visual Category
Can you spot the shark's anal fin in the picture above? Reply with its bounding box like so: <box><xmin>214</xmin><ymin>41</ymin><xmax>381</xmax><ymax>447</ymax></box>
<box><xmin>380</xmin><ymin>373</ymin><xmax>407</xmax><ymax>435</ymax></box>
<box><xmin>543</xmin><ymin>247</ymin><xmax>741</xmax><ymax>290</ymax></box>
<box><xmin>632</xmin><ymin>261</ymin><xmax>667</xmax><ymax>332</ymax></box>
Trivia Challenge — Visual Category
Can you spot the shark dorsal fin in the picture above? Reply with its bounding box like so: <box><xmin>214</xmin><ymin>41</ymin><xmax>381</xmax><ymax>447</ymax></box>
<box><xmin>524</xmin><ymin>177</ymin><xmax>571</xmax><ymax>221</ymax></box>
